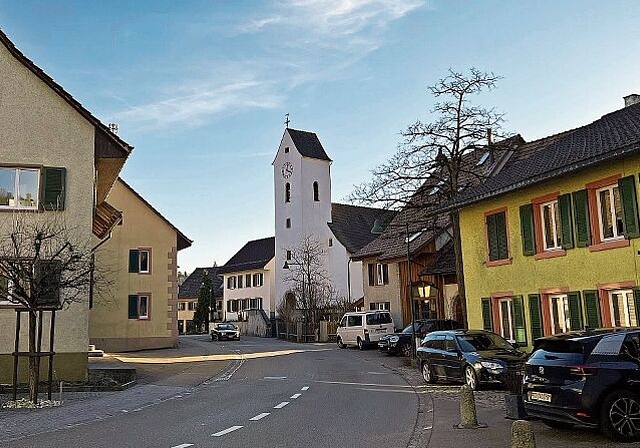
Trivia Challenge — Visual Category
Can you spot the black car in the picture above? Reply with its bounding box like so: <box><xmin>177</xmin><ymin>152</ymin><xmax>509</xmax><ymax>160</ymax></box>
<box><xmin>211</xmin><ymin>323</ymin><xmax>240</xmax><ymax>341</ymax></box>
<box><xmin>417</xmin><ymin>329</ymin><xmax>527</xmax><ymax>390</ymax></box>
<box><xmin>523</xmin><ymin>328</ymin><xmax>640</xmax><ymax>442</ymax></box>
<box><xmin>378</xmin><ymin>319</ymin><xmax>460</xmax><ymax>356</ymax></box>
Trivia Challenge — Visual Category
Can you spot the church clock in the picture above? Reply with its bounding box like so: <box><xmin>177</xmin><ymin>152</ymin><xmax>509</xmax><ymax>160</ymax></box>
<box><xmin>281</xmin><ymin>162</ymin><xmax>294</xmax><ymax>178</ymax></box>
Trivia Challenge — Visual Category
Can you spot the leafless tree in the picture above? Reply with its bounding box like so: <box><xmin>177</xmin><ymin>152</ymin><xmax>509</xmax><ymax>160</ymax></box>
<box><xmin>350</xmin><ymin>68</ymin><xmax>508</xmax><ymax>326</ymax></box>
<box><xmin>0</xmin><ymin>211</ymin><xmax>109</xmax><ymax>403</ymax></box>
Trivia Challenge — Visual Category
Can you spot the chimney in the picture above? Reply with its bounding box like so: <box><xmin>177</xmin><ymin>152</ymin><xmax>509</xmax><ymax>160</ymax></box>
<box><xmin>487</xmin><ymin>128</ymin><xmax>492</xmax><ymax>146</ymax></box>
<box><xmin>624</xmin><ymin>94</ymin><xmax>640</xmax><ymax>107</ymax></box>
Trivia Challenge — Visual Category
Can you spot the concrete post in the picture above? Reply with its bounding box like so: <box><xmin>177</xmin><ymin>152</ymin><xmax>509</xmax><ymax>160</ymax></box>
<box><xmin>458</xmin><ymin>384</ymin><xmax>478</xmax><ymax>428</ymax></box>
<box><xmin>510</xmin><ymin>420</ymin><xmax>536</xmax><ymax>448</ymax></box>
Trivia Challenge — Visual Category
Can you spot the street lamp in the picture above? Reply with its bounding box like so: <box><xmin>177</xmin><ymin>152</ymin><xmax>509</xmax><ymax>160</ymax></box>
<box><xmin>371</xmin><ymin>219</ymin><xmax>418</xmax><ymax>359</ymax></box>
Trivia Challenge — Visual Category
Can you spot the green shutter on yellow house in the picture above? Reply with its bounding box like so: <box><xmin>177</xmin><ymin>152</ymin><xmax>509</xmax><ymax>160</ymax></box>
<box><xmin>633</xmin><ymin>288</ymin><xmax>640</xmax><ymax>323</ymax></box>
<box><xmin>528</xmin><ymin>294</ymin><xmax>543</xmax><ymax>340</ymax></box>
<box><xmin>513</xmin><ymin>296</ymin><xmax>527</xmax><ymax>345</ymax></box>
<box><xmin>567</xmin><ymin>291</ymin><xmax>584</xmax><ymax>330</ymax></box>
<box><xmin>618</xmin><ymin>175</ymin><xmax>640</xmax><ymax>238</ymax></box>
<box><xmin>128</xmin><ymin>295</ymin><xmax>138</xmax><ymax>319</ymax></box>
<box><xmin>583</xmin><ymin>290</ymin><xmax>601</xmax><ymax>329</ymax></box>
<box><xmin>558</xmin><ymin>193</ymin><xmax>574</xmax><ymax>249</ymax></box>
<box><xmin>519</xmin><ymin>204</ymin><xmax>536</xmax><ymax>256</ymax></box>
<box><xmin>486</xmin><ymin>214</ymin><xmax>499</xmax><ymax>260</ymax></box>
<box><xmin>481</xmin><ymin>298</ymin><xmax>493</xmax><ymax>331</ymax></box>
<box><xmin>496</xmin><ymin>212</ymin><xmax>509</xmax><ymax>259</ymax></box>
<box><xmin>572</xmin><ymin>189</ymin><xmax>591</xmax><ymax>247</ymax></box>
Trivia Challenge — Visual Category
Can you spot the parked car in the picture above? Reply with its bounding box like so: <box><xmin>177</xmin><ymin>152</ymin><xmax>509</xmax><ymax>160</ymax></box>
<box><xmin>211</xmin><ymin>323</ymin><xmax>240</xmax><ymax>341</ymax></box>
<box><xmin>336</xmin><ymin>311</ymin><xmax>394</xmax><ymax>350</ymax></box>
<box><xmin>417</xmin><ymin>329</ymin><xmax>527</xmax><ymax>390</ymax></box>
<box><xmin>523</xmin><ymin>328</ymin><xmax>640</xmax><ymax>442</ymax></box>
<box><xmin>378</xmin><ymin>319</ymin><xmax>461</xmax><ymax>357</ymax></box>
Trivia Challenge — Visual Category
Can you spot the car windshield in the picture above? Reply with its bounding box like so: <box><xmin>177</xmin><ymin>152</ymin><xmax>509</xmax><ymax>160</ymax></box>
<box><xmin>217</xmin><ymin>324</ymin><xmax>235</xmax><ymax>330</ymax></box>
<box><xmin>457</xmin><ymin>333</ymin><xmax>514</xmax><ymax>352</ymax></box>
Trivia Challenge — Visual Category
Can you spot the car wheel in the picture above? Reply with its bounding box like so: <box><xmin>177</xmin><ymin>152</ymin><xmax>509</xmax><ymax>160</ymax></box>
<box><xmin>337</xmin><ymin>337</ymin><xmax>346</xmax><ymax>349</ymax></box>
<box><xmin>422</xmin><ymin>362</ymin><xmax>435</xmax><ymax>384</ymax></box>
<box><xmin>464</xmin><ymin>365</ymin><xmax>478</xmax><ymax>391</ymax></box>
<box><xmin>542</xmin><ymin>419</ymin><xmax>572</xmax><ymax>429</ymax></box>
<box><xmin>600</xmin><ymin>390</ymin><xmax>640</xmax><ymax>442</ymax></box>
<box><xmin>357</xmin><ymin>338</ymin><xmax>365</xmax><ymax>350</ymax></box>
<box><xmin>211</xmin><ymin>334</ymin><xmax>218</xmax><ymax>341</ymax></box>
<box><xmin>401</xmin><ymin>343</ymin><xmax>412</xmax><ymax>358</ymax></box>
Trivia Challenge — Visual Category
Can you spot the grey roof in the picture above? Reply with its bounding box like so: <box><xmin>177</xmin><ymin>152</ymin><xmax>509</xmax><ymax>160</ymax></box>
<box><xmin>178</xmin><ymin>267</ymin><xmax>223</xmax><ymax>299</ymax></box>
<box><xmin>420</xmin><ymin>241</ymin><xmax>456</xmax><ymax>276</ymax></box>
<box><xmin>287</xmin><ymin>128</ymin><xmax>332</xmax><ymax>161</ymax></box>
<box><xmin>451</xmin><ymin>102</ymin><xmax>640</xmax><ymax>209</ymax></box>
<box><xmin>218</xmin><ymin>237</ymin><xmax>275</xmax><ymax>275</ymax></box>
<box><xmin>328</xmin><ymin>203</ymin><xmax>396</xmax><ymax>254</ymax></box>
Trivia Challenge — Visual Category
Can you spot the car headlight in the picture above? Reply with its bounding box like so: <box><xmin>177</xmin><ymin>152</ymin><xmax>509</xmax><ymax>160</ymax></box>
<box><xmin>389</xmin><ymin>335</ymin><xmax>400</xmax><ymax>343</ymax></box>
<box><xmin>480</xmin><ymin>361</ymin><xmax>505</xmax><ymax>371</ymax></box>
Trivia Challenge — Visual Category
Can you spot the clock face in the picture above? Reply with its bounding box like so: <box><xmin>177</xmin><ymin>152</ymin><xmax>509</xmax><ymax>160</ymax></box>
<box><xmin>282</xmin><ymin>162</ymin><xmax>294</xmax><ymax>179</ymax></box>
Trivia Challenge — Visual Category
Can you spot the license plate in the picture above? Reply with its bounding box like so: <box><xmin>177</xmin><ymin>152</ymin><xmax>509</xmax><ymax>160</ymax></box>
<box><xmin>376</xmin><ymin>328</ymin><xmax>387</xmax><ymax>333</ymax></box>
<box><xmin>528</xmin><ymin>391</ymin><xmax>552</xmax><ymax>403</ymax></box>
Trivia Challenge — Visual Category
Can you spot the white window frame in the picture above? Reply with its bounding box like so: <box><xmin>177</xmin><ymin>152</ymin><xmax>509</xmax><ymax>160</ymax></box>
<box><xmin>376</xmin><ymin>263</ymin><xmax>386</xmax><ymax>286</ymax></box>
<box><xmin>596</xmin><ymin>185</ymin><xmax>624</xmax><ymax>241</ymax></box>
<box><xmin>253</xmin><ymin>273</ymin><xmax>264</xmax><ymax>287</ymax></box>
<box><xmin>0</xmin><ymin>167</ymin><xmax>40</xmax><ymax>210</ymax></box>
<box><xmin>549</xmin><ymin>294</ymin><xmax>570</xmax><ymax>334</ymax></box>
<box><xmin>609</xmin><ymin>289</ymin><xmax>637</xmax><ymax>327</ymax></box>
<box><xmin>138</xmin><ymin>295</ymin><xmax>149</xmax><ymax>320</ymax></box>
<box><xmin>138</xmin><ymin>249</ymin><xmax>150</xmax><ymax>274</ymax></box>
<box><xmin>370</xmin><ymin>302</ymin><xmax>390</xmax><ymax>311</ymax></box>
<box><xmin>540</xmin><ymin>200</ymin><xmax>562</xmax><ymax>251</ymax></box>
<box><xmin>177</xmin><ymin>302</ymin><xmax>185</xmax><ymax>311</ymax></box>
<box><xmin>498</xmin><ymin>298</ymin><xmax>515</xmax><ymax>342</ymax></box>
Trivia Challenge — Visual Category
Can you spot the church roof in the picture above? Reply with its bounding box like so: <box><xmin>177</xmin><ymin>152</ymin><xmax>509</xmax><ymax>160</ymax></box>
<box><xmin>218</xmin><ymin>237</ymin><xmax>275</xmax><ymax>275</ymax></box>
<box><xmin>287</xmin><ymin>128</ymin><xmax>332</xmax><ymax>161</ymax></box>
<box><xmin>328</xmin><ymin>203</ymin><xmax>396</xmax><ymax>254</ymax></box>
<box><xmin>178</xmin><ymin>267</ymin><xmax>224</xmax><ymax>299</ymax></box>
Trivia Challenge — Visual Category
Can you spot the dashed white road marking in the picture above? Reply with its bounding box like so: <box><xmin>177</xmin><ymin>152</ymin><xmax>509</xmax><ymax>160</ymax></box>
<box><xmin>274</xmin><ymin>401</ymin><xmax>289</xmax><ymax>409</ymax></box>
<box><xmin>171</xmin><ymin>444</ymin><xmax>194</xmax><ymax>448</ymax></box>
<box><xmin>212</xmin><ymin>426</ymin><xmax>243</xmax><ymax>437</ymax></box>
<box><xmin>250</xmin><ymin>412</ymin><xmax>271</xmax><ymax>421</ymax></box>
<box><xmin>264</xmin><ymin>376</ymin><xmax>288</xmax><ymax>380</ymax></box>
<box><xmin>290</xmin><ymin>393</ymin><xmax>302</xmax><ymax>399</ymax></box>
<box><xmin>301</xmin><ymin>386</ymin><xmax>309</xmax><ymax>391</ymax></box>
<box><xmin>367</xmin><ymin>371</ymin><xmax>388</xmax><ymax>375</ymax></box>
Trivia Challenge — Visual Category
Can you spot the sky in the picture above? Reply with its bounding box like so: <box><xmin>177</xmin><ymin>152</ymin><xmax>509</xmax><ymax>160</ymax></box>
<box><xmin>1</xmin><ymin>1</ymin><xmax>639</xmax><ymax>273</ymax></box>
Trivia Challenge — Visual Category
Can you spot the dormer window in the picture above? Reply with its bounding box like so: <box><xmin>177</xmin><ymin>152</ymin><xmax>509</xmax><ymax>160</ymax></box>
<box><xmin>284</xmin><ymin>147</ymin><xmax>290</xmax><ymax>153</ymax></box>
<box><xmin>476</xmin><ymin>151</ymin><xmax>491</xmax><ymax>166</ymax></box>
<box><xmin>313</xmin><ymin>181</ymin><xmax>319</xmax><ymax>202</ymax></box>
<box><xmin>285</xmin><ymin>183</ymin><xmax>291</xmax><ymax>203</ymax></box>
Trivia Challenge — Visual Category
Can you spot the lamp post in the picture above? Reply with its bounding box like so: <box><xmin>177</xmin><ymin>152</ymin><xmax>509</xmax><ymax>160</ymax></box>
<box><xmin>371</xmin><ymin>219</ymin><xmax>418</xmax><ymax>359</ymax></box>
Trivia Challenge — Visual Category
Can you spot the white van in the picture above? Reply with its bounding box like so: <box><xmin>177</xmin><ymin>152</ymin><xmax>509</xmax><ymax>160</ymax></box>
<box><xmin>336</xmin><ymin>311</ymin><xmax>395</xmax><ymax>350</ymax></box>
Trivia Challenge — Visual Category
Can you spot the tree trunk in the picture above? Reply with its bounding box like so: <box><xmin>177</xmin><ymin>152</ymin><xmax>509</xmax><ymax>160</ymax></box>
<box><xmin>28</xmin><ymin>310</ymin><xmax>40</xmax><ymax>403</ymax></box>
<box><xmin>450</xmin><ymin>210</ymin><xmax>468</xmax><ymax>328</ymax></box>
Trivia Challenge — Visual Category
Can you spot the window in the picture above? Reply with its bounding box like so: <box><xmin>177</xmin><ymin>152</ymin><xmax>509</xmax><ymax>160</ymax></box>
<box><xmin>313</xmin><ymin>181</ymin><xmax>319</xmax><ymax>201</ymax></box>
<box><xmin>368</xmin><ymin>263</ymin><xmax>389</xmax><ymax>286</ymax></box>
<box><xmin>498</xmin><ymin>298</ymin><xmax>514</xmax><ymax>341</ymax></box>
<box><xmin>187</xmin><ymin>301</ymin><xmax>197</xmax><ymax>311</ymax></box>
<box><xmin>0</xmin><ymin>167</ymin><xmax>39</xmax><ymax>209</ymax></box>
<box><xmin>227</xmin><ymin>300</ymin><xmax>239</xmax><ymax>313</ymax></box>
<box><xmin>285</xmin><ymin>183</ymin><xmax>291</xmax><ymax>203</ymax></box>
<box><xmin>245</xmin><ymin>274</ymin><xmax>252</xmax><ymax>288</ymax></box>
<box><xmin>369</xmin><ymin>302</ymin><xmax>390</xmax><ymax>311</ymax></box>
<box><xmin>286</xmin><ymin>218</ymin><xmax>291</xmax><ymax>228</ymax></box>
<box><xmin>128</xmin><ymin>294</ymin><xmax>151</xmax><ymax>320</ymax></box>
<box><xmin>129</xmin><ymin>249</ymin><xmax>151</xmax><ymax>274</ymax></box>
<box><xmin>549</xmin><ymin>294</ymin><xmax>570</xmax><ymax>334</ymax></box>
<box><xmin>284</xmin><ymin>146</ymin><xmax>290</xmax><ymax>153</ymax></box>
<box><xmin>286</xmin><ymin>250</ymin><xmax>292</xmax><ymax>261</ymax></box>
<box><xmin>597</xmin><ymin>185</ymin><xmax>624</xmax><ymax>241</ymax></box>
<box><xmin>178</xmin><ymin>302</ymin><xmax>186</xmax><ymax>311</ymax></box>
<box><xmin>541</xmin><ymin>200</ymin><xmax>562</xmax><ymax>250</ymax></box>
<box><xmin>609</xmin><ymin>290</ymin><xmax>638</xmax><ymax>327</ymax></box>
<box><xmin>237</xmin><ymin>275</ymin><xmax>243</xmax><ymax>289</ymax></box>
<box><xmin>486</xmin><ymin>210</ymin><xmax>509</xmax><ymax>261</ymax></box>
<box><xmin>347</xmin><ymin>315</ymin><xmax>363</xmax><ymax>327</ymax></box>
<box><xmin>249</xmin><ymin>297</ymin><xmax>263</xmax><ymax>309</ymax></box>
<box><xmin>253</xmin><ymin>273</ymin><xmax>264</xmax><ymax>287</ymax></box>
<box><xmin>328</xmin><ymin>238</ymin><xmax>333</xmax><ymax>247</ymax></box>
<box><xmin>226</xmin><ymin>276</ymin><xmax>236</xmax><ymax>289</ymax></box>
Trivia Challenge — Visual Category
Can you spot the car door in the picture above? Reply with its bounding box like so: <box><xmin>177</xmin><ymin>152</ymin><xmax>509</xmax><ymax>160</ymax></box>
<box><xmin>429</xmin><ymin>335</ymin><xmax>447</xmax><ymax>379</ymax></box>
<box><xmin>443</xmin><ymin>335</ymin><xmax>464</xmax><ymax>380</ymax></box>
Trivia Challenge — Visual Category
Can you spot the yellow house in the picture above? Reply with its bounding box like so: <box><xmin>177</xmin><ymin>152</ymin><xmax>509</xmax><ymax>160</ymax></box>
<box><xmin>90</xmin><ymin>178</ymin><xmax>192</xmax><ymax>352</ymax></box>
<box><xmin>455</xmin><ymin>96</ymin><xmax>640</xmax><ymax>348</ymax></box>
<box><xmin>0</xmin><ymin>30</ymin><xmax>132</xmax><ymax>381</ymax></box>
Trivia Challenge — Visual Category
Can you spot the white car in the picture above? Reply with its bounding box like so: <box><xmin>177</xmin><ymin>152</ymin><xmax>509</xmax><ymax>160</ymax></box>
<box><xmin>336</xmin><ymin>311</ymin><xmax>395</xmax><ymax>350</ymax></box>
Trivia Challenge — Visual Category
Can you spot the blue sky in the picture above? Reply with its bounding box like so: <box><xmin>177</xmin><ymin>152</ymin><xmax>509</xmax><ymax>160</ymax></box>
<box><xmin>1</xmin><ymin>1</ymin><xmax>639</xmax><ymax>272</ymax></box>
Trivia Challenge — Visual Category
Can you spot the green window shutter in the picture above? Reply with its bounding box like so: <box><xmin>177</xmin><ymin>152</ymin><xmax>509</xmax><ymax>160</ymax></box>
<box><xmin>528</xmin><ymin>294</ymin><xmax>543</xmax><ymax>340</ymax></box>
<box><xmin>481</xmin><ymin>298</ymin><xmax>493</xmax><ymax>331</ymax></box>
<box><xmin>496</xmin><ymin>212</ymin><xmax>509</xmax><ymax>260</ymax></box>
<box><xmin>618</xmin><ymin>175</ymin><xmax>640</xmax><ymax>239</ymax></box>
<box><xmin>572</xmin><ymin>189</ymin><xmax>591</xmax><ymax>247</ymax></box>
<box><xmin>42</xmin><ymin>167</ymin><xmax>66</xmax><ymax>211</ymax></box>
<box><xmin>519</xmin><ymin>204</ymin><xmax>536</xmax><ymax>256</ymax></box>
<box><xmin>583</xmin><ymin>290</ymin><xmax>601</xmax><ymax>329</ymax></box>
<box><xmin>513</xmin><ymin>296</ymin><xmax>527</xmax><ymax>345</ymax></box>
<box><xmin>567</xmin><ymin>291</ymin><xmax>584</xmax><ymax>331</ymax></box>
<box><xmin>558</xmin><ymin>193</ymin><xmax>574</xmax><ymax>249</ymax></box>
<box><xmin>486</xmin><ymin>214</ymin><xmax>499</xmax><ymax>261</ymax></box>
<box><xmin>129</xmin><ymin>249</ymin><xmax>140</xmax><ymax>273</ymax></box>
<box><xmin>633</xmin><ymin>288</ymin><xmax>640</xmax><ymax>325</ymax></box>
<box><xmin>128</xmin><ymin>295</ymin><xmax>139</xmax><ymax>319</ymax></box>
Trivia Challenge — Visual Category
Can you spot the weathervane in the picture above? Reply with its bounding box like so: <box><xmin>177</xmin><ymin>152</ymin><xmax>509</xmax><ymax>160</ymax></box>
<box><xmin>284</xmin><ymin>113</ymin><xmax>290</xmax><ymax>128</ymax></box>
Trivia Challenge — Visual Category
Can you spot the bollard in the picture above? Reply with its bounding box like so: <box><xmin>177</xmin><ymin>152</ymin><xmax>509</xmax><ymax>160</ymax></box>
<box><xmin>511</xmin><ymin>420</ymin><xmax>536</xmax><ymax>448</ymax></box>
<box><xmin>455</xmin><ymin>384</ymin><xmax>486</xmax><ymax>429</ymax></box>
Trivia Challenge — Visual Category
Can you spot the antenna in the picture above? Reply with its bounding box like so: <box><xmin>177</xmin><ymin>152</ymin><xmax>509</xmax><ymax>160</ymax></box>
<box><xmin>284</xmin><ymin>113</ymin><xmax>290</xmax><ymax>128</ymax></box>
<box><xmin>108</xmin><ymin>123</ymin><xmax>119</xmax><ymax>135</ymax></box>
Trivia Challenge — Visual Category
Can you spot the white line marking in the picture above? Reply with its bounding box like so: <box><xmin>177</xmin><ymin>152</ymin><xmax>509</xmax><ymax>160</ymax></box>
<box><xmin>250</xmin><ymin>412</ymin><xmax>271</xmax><ymax>421</ymax></box>
<box><xmin>301</xmin><ymin>386</ymin><xmax>309</xmax><ymax>391</ymax></box>
<box><xmin>171</xmin><ymin>444</ymin><xmax>194</xmax><ymax>448</ymax></box>
<box><xmin>273</xmin><ymin>401</ymin><xmax>289</xmax><ymax>409</ymax></box>
<box><xmin>367</xmin><ymin>371</ymin><xmax>388</xmax><ymax>375</ymax></box>
<box><xmin>212</xmin><ymin>426</ymin><xmax>243</xmax><ymax>437</ymax></box>
<box><xmin>290</xmin><ymin>393</ymin><xmax>302</xmax><ymax>399</ymax></box>
<box><xmin>264</xmin><ymin>376</ymin><xmax>287</xmax><ymax>380</ymax></box>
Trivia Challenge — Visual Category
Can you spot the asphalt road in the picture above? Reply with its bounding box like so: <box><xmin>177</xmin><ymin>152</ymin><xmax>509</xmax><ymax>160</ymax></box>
<box><xmin>5</xmin><ymin>336</ymin><xmax>418</xmax><ymax>448</ymax></box>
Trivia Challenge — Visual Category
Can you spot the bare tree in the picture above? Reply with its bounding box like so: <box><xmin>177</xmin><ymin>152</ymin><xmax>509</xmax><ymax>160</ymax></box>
<box><xmin>0</xmin><ymin>211</ymin><xmax>105</xmax><ymax>403</ymax></box>
<box><xmin>283</xmin><ymin>235</ymin><xmax>341</xmax><ymax>329</ymax></box>
<box><xmin>351</xmin><ymin>68</ymin><xmax>508</xmax><ymax>326</ymax></box>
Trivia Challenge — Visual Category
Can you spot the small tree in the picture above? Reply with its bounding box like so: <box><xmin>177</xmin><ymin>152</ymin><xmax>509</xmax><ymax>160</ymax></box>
<box><xmin>0</xmin><ymin>211</ymin><xmax>103</xmax><ymax>403</ymax></box>
<box><xmin>351</xmin><ymin>68</ymin><xmax>506</xmax><ymax>326</ymax></box>
<box><xmin>193</xmin><ymin>269</ymin><xmax>212</xmax><ymax>333</ymax></box>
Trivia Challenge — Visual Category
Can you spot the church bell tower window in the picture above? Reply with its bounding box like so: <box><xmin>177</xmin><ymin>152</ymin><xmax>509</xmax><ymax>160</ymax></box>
<box><xmin>313</xmin><ymin>181</ymin><xmax>319</xmax><ymax>202</ymax></box>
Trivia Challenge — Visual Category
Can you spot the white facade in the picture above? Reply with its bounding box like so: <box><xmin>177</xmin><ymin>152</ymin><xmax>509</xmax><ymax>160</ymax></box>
<box><xmin>222</xmin><ymin>258</ymin><xmax>276</xmax><ymax>321</ymax></box>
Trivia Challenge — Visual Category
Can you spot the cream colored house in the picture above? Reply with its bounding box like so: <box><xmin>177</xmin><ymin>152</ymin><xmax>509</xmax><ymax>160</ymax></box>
<box><xmin>90</xmin><ymin>179</ymin><xmax>192</xmax><ymax>351</ymax></box>
<box><xmin>0</xmin><ymin>30</ymin><xmax>132</xmax><ymax>381</ymax></box>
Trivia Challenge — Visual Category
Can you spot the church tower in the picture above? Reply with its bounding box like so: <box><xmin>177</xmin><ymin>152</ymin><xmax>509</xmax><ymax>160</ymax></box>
<box><xmin>273</xmin><ymin>128</ymin><xmax>332</xmax><ymax>311</ymax></box>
